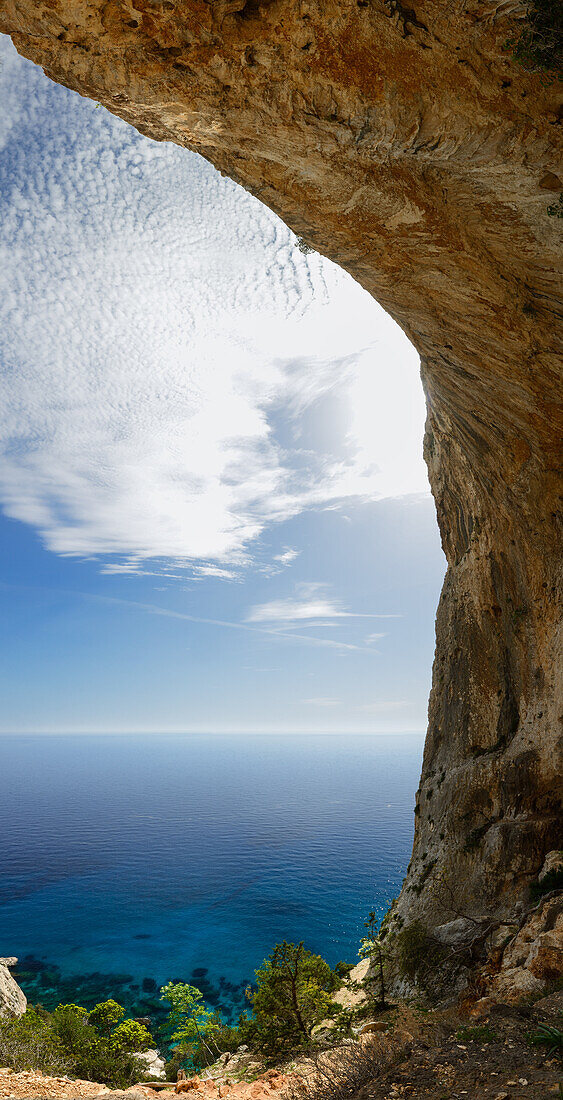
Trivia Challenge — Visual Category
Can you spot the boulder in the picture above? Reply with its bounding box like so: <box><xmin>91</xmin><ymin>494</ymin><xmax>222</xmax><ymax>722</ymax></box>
<box><xmin>135</xmin><ymin>1049</ymin><xmax>166</xmax><ymax>1080</ymax></box>
<box><xmin>488</xmin><ymin>896</ymin><xmax>563</xmax><ymax>1003</ymax></box>
<box><xmin>0</xmin><ymin>957</ymin><xmax>27</xmax><ymax>1018</ymax></box>
<box><xmin>489</xmin><ymin>966</ymin><xmax>545</xmax><ymax>1004</ymax></box>
<box><xmin>538</xmin><ymin>851</ymin><xmax>563</xmax><ymax>882</ymax></box>
<box><xmin>531</xmin><ymin>990</ymin><xmax>563</xmax><ymax>1021</ymax></box>
<box><xmin>356</xmin><ymin>1019</ymin><xmax>387</xmax><ymax>1036</ymax></box>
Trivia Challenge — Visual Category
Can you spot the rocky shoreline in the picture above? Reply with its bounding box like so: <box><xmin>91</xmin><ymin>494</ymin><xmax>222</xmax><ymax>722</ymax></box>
<box><xmin>2</xmin><ymin>902</ymin><xmax>562</xmax><ymax>1100</ymax></box>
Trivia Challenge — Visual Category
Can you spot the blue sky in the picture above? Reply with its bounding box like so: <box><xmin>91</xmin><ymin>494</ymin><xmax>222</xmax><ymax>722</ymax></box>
<box><xmin>0</xmin><ymin>35</ymin><xmax>446</xmax><ymax>733</ymax></box>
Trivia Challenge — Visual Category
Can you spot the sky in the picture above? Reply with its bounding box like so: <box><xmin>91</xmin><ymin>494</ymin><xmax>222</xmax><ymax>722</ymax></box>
<box><xmin>0</xmin><ymin>34</ymin><xmax>446</xmax><ymax>734</ymax></box>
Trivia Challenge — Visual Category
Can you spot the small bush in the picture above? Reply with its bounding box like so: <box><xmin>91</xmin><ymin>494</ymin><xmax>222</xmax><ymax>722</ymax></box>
<box><xmin>285</xmin><ymin>1037</ymin><xmax>403</xmax><ymax>1100</ymax></box>
<box><xmin>0</xmin><ymin>1000</ymin><xmax>153</xmax><ymax>1088</ymax></box>
<box><xmin>528</xmin><ymin>1022</ymin><xmax>563</xmax><ymax>1060</ymax></box>
<box><xmin>395</xmin><ymin>921</ymin><xmax>442</xmax><ymax>986</ymax></box>
<box><xmin>456</xmin><ymin>1024</ymin><xmax>497</xmax><ymax>1043</ymax></box>
<box><xmin>0</xmin><ymin>1008</ymin><xmax>72</xmax><ymax>1076</ymax></box>
<box><xmin>547</xmin><ymin>194</ymin><xmax>563</xmax><ymax>218</ymax></box>
<box><xmin>530</xmin><ymin>868</ymin><xmax>563</xmax><ymax>901</ymax></box>
<box><xmin>505</xmin><ymin>0</ymin><xmax>563</xmax><ymax>76</ymax></box>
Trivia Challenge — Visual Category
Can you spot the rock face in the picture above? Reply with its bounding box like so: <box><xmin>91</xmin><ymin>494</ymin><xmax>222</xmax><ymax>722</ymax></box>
<box><xmin>488</xmin><ymin>894</ymin><xmax>563</xmax><ymax>1003</ymax></box>
<box><xmin>2</xmin><ymin>0</ymin><xmax>561</xmax><ymax>928</ymax></box>
<box><xmin>0</xmin><ymin>958</ymin><xmax>27</xmax><ymax>1018</ymax></box>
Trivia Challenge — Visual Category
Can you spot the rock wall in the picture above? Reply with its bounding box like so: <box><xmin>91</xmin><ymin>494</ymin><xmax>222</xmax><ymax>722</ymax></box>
<box><xmin>2</xmin><ymin>0</ymin><xmax>562</xmax><ymax>929</ymax></box>
<box><xmin>0</xmin><ymin>958</ymin><xmax>27</xmax><ymax>1018</ymax></box>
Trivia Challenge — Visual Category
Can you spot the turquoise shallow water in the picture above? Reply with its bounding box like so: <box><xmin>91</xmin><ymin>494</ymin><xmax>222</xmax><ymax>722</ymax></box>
<box><xmin>0</xmin><ymin>733</ymin><xmax>421</xmax><ymax>1023</ymax></box>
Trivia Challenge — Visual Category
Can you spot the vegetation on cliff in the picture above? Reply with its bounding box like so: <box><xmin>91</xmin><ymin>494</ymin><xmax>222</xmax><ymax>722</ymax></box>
<box><xmin>507</xmin><ymin>0</ymin><xmax>563</xmax><ymax>76</ymax></box>
<box><xmin>0</xmin><ymin>999</ymin><xmax>152</xmax><ymax>1087</ymax></box>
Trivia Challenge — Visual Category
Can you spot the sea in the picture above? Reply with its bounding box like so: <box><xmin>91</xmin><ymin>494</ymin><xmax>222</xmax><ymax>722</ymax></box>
<box><xmin>0</xmin><ymin>733</ymin><xmax>422</xmax><ymax>1027</ymax></box>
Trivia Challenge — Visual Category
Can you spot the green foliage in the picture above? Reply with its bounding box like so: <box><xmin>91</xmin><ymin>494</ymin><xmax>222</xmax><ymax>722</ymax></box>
<box><xmin>547</xmin><ymin>194</ymin><xmax>563</xmax><ymax>218</ymax></box>
<box><xmin>111</xmin><ymin>1019</ymin><xmax>152</xmax><ymax>1054</ymax></box>
<box><xmin>395</xmin><ymin>920</ymin><xmax>442</xmax><ymax>986</ymax></box>
<box><xmin>52</xmin><ymin>1000</ymin><xmax>151</xmax><ymax>1085</ymax></box>
<box><xmin>160</xmin><ymin>981</ymin><xmax>222</xmax><ymax>1048</ymax></box>
<box><xmin>334</xmin><ymin>961</ymin><xmax>353</xmax><ymax>980</ymax></box>
<box><xmin>244</xmin><ymin>941</ymin><xmax>339</xmax><ymax>1060</ymax></box>
<box><xmin>359</xmin><ymin>911</ymin><xmax>389</xmax><ymax>1009</ymax></box>
<box><xmin>87</xmin><ymin>999</ymin><xmax>125</xmax><ymax>1036</ymax></box>
<box><xmin>0</xmin><ymin>1008</ymin><xmax>72</xmax><ymax>1075</ymax></box>
<box><xmin>456</xmin><ymin>1024</ymin><xmax>497</xmax><ymax>1043</ymax></box>
<box><xmin>505</xmin><ymin>0</ymin><xmax>563</xmax><ymax>76</ymax></box>
<box><xmin>530</xmin><ymin>868</ymin><xmax>563</xmax><ymax>901</ymax></box>
<box><xmin>0</xmin><ymin>1000</ymin><xmax>153</xmax><ymax>1088</ymax></box>
<box><xmin>160</xmin><ymin>981</ymin><xmax>225</xmax><ymax>1072</ymax></box>
<box><xmin>528</xmin><ymin>1022</ymin><xmax>563</xmax><ymax>1060</ymax></box>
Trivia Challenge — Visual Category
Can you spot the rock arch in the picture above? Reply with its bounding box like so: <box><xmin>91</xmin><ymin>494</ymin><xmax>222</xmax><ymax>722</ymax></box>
<box><xmin>2</xmin><ymin>0</ymin><xmax>561</xmax><ymax>928</ymax></box>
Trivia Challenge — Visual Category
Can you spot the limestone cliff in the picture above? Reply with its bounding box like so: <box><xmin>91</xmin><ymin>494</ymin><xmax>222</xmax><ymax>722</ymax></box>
<box><xmin>0</xmin><ymin>958</ymin><xmax>27</xmax><ymax>1018</ymax></box>
<box><xmin>2</xmin><ymin>0</ymin><xmax>561</xmax><ymax>931</ymax></box>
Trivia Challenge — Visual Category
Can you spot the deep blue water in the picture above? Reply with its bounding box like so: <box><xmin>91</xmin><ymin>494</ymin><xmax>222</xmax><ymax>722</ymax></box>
<box><xmin>0</xmin><ymin>734</ymin><xmax>421</xmax><ymax>1023</ymax></box>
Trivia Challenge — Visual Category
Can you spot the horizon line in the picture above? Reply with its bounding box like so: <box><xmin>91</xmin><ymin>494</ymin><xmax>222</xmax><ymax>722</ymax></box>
<box><xmin>0</xmin><ymin>728</ymin><xmax>426</xmax><ymax>736</ymax></box>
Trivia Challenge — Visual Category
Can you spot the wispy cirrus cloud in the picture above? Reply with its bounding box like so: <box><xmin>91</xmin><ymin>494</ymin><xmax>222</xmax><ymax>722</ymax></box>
<box><xmin>246</xmin><ymin>583</ymin><xmax>397</xmax><ymax>626</ymax></box>
<box><xmin>0</xmin><ymin>579</ymin><xmax>379</xmax><ymax>655</ymax></box>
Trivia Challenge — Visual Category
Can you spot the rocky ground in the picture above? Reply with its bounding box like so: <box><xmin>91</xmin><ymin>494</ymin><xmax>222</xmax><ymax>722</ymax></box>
<box><xmin>1</xmin><ymin>993</ymin><xmax>561</xmax><ymax>1100</ymax></box>
<box><xmin>0</xmin><ymin>1068</ymin><xmax>290</xmax><ymax>1099</ymax></box>
<box><xmin>354</xmin><ymin>999</ymin><xmax>563</xmax><ymax>1099</ymax></box>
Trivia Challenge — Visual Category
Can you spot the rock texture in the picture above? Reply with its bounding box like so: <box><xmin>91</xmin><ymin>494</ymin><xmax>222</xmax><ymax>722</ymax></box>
<box><xmin>0</xmin><ymin>957</ymin><xmax>27</xmax><ymax>1018</ymax></box>
<box><xmin>2</xmin><ymin>0</ymin><xmax>562</xmax><ymax>928</ymax></box>
<box><xmin>0</xmin><ymin>1069</ymin><xmax>106</xmax><ymax>1099</ymax></box>
<box><xmin>134</xmin><ymin>1051</ymin><xmax>166</xmax><ymax>1081</ymax></box>
<box><xmin>488</xmin><ymin>894</ymin><xmax>563</xmax><ymax>1003</ymax></box>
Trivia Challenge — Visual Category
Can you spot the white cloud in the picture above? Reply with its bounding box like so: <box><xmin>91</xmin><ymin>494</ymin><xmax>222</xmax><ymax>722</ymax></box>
<box><xmin>0</xmin><ymin>37</ymin><xmax>429</xmax><ymax>574</ymax></box>
<box><xmin>247</xmin><ymin>583</ymin><xmax>397</xmax><ymax>625</ymax></box>
<box><xmin>273</xmin><ymin>548</ymin><xmax>300</xmax><ymax>566</ymax></box>
<box><xmin>0</xmin><ymin>580</ymin><xmax>379</xmax><ymax>655</ymax></box>
<box><xmin>192</xmin><ymin>564</ymin><xmax>239</xmax><ymax>580</ymax></box>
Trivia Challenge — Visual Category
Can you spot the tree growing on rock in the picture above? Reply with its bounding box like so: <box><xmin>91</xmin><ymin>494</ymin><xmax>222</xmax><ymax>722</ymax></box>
<box><xmin>358</xmin><ymin>911</ymin><xmax>389</xmax><ymax>1010</ymax></box>
<box><xmin>243</xmin><ymin>941</ymin><xmax>339</xmax><ymax>1059</ymax></box>
<box><xmin>160</xmin><ymin>981</ymin><xmax>223</xmax><ymax>1068</ymax></box>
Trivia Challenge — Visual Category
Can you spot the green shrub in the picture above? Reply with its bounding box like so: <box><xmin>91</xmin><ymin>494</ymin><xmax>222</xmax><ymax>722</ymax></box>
<box><xmin>359</xmin><ymin>911</ymin><xmax>390</xmax><ymax>1010</ymax></box>
<box><xmin>87</xmin><ymin>999</ymin><xmax>125</xmax><ymax>1036</ymax></box>
<box><xmin>395</xmin><ymin>920</ymin><xmax>442</xmax><ymax>986</ymax></box>
<box><xmin>456</xmin><ymin>1024</ymin><xmax>497</xmax><ymax>1043</ymax></box>
<box><xmin>530</xmin><ymin>868</ymin><xmax>563</xmax><ymax>901</ymax></box>
<box><xmin>0</xmin><ymin>1000</ymin><xmax>153</xmax><ymax>1088</ymax></box>
<box><xmin>528</xmin><ymin>1022</ymin><xmax>563</xmax><ymax>1060</ymax></box>
<box><xmin>243</xmin><ymin>941</ymin><xmax>339</xmax><ymax>1060</ymax></box>
<box><xmin>0</xmin><ymin>1008</ymin><xmax>72</xmax><ymax>1075</ymax></box>
<box><xmin>547</xmin><ymin>194</ymin><xmax>563</xmax><ymax>218</ymax></box>
<box><xmin>159</xmin><ymin>982</ymin><xmax>232</xmax><ymax>1073</ymax></box>
<box><xmin>505</xmin><ymin>0</ymin><xmax>563</xmax><ymax>76</ymax></box>
<box><xmin>52</xmin><ymin>1000</ymin><xmax>152</xmax><ymax>1085</ymax></box>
